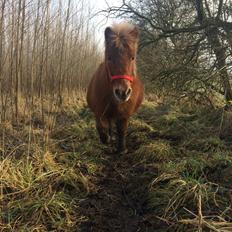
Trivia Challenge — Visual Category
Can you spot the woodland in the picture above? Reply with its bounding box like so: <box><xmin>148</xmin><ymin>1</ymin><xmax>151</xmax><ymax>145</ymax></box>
<box><xmin>0</xmin><ymin>0</ymin><xmax>232</xmax><ymax>231</ymax></box>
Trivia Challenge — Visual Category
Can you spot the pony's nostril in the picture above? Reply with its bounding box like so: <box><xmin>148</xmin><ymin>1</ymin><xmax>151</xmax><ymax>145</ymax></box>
<box><xmin>115</xmin><ymin>89</ymin><xmax>121</xmax><ymax>98</ymax></box>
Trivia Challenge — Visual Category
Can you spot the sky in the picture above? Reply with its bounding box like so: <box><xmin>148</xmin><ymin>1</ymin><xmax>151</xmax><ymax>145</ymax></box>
<box><xmin>89</xmin><ymin>0</ymin><xmax>123</xmax><ymax>45</ymax></box>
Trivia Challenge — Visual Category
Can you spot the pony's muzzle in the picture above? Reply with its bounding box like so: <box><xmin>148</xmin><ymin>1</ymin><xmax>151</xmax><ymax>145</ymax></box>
<box><xmin>114</xmin><ymin>87</ymin><xmax>132</xmax><ymax>102</ymax></box>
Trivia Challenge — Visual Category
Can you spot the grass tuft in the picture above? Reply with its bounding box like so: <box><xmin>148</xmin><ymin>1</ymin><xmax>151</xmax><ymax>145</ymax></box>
<box><xmin>0</xmin><ymin>98</ymin><xmax>232</xmax><ymax>231</ymax></box>
<box><xmin>135</xmin><ymin>141</ymin><xmax>174</xmax><ymax>162</ymax></box>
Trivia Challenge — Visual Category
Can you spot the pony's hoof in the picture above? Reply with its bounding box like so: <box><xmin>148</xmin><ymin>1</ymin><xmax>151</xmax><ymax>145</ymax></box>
<box><xmin>99</xmin><ymin>135</ymin><xmax>110</xmax><ymax>144</ymax></box>
<box><xmin>116</xmin><ymin>148</ymin><xmax>128</xmax><ymax>155</ymax></box>
<box><xmin>110</xmin><ymin>136</ymin><xmax>116</xmax><ymax>142</ymax></box>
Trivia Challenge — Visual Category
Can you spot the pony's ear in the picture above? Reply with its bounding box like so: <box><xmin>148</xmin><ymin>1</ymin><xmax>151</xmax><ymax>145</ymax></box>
<box><xmin>105</xmin><ymin>27</ymin><xmax>114</xmax><ymax>44</ymax></box>
<box><xmin>129</xmin><ymin>26</ymin><xmax>139</xmax><ymax>39</ymax></box>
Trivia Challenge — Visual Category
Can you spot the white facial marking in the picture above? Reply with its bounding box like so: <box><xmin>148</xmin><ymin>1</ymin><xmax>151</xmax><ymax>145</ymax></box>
<box><xmin>113</xmin><ymin>86</ymin><xmax>132</xmax><ymax>103</ymax></box>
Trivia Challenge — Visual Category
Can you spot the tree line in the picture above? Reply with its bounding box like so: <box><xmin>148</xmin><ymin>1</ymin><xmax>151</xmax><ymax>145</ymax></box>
<box><xmin>0</xmin><ymin>0</ymin><xmax>101</xmax><ymax>122</ymax></box>
<box><xmin>105</xmin><ymin>0</ymin><xmax>232</xmax><ymax>106</ymax></box>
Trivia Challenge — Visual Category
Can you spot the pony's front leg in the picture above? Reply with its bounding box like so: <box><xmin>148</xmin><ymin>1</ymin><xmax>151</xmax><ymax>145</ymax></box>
<box><xmin>96</xmin><ymin>117</ymin><xmax>110</xmax><ymax>145</ymax></box>
<box><xmin>116</xmin><ymin>118</ymin><xmax>128</xmax><ymax>154</ymax></box>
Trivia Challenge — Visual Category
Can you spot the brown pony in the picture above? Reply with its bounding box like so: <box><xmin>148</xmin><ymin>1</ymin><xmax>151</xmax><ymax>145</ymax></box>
<box><xmin>87</xmin><ymin>23</ymin><xmax>144</xmax><ymax>153</ymax></box>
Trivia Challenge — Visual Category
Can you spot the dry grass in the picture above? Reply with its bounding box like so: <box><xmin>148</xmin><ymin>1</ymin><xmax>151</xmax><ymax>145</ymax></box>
<box><xmin>134</xmin><ymin>141</ymin><xmax>174</xmax><ymax>162</ymax></box>
<box><xmin>1</xmin><ymin>1</ymin><xmax>231</xmax><ymax>231</ymax></box>
<box><xmin>0</xmin><ymin>96</ymin><xmax>231</xmax><ymax>231</ymax></box>
<box><xmin>0</xmin><ymin>92</ymin><xmax>107</xmax><ymax>230</ymax></box>
<box><xmin>137</xmin><ymin>101</ymin><xmax>232</xmax><ymax>231</ymax></box>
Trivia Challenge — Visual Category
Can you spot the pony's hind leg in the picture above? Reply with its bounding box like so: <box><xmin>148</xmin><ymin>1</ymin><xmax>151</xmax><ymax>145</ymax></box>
<box><xmin>96</xmin><ymin>117</ymin><xmax>110</xmax><ymax>144</ymax></box>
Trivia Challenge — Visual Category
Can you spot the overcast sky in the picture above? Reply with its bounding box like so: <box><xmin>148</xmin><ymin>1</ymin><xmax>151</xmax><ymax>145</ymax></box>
<box><xmin>89</xmin><ymin>0</ymin><xmax>123</xmax><ymax>45</ymax></box>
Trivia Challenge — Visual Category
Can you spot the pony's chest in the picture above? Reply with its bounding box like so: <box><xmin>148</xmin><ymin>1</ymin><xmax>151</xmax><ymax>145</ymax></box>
<box><xmin>106</xmin><ymin>100</ymin><xmax>134</xmax><ymax>119</ymax></box>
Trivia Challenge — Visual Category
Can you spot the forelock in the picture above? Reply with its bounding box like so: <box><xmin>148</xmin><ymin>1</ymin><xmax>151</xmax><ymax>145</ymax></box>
<box><xmin>108</xmin><ymin>23</ymin><xmax>138</xmax><ymax>50</ymax></box>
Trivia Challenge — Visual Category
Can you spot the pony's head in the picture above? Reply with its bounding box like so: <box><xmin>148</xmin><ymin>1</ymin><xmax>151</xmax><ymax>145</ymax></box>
<box><xmin>105</xmin><ymin>23</ymin><xmax>139</xmax><ymax>103</ymax></box>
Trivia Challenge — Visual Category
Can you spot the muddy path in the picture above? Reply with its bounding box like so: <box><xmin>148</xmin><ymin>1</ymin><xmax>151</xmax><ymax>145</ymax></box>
<box><xmin>52</xmin><ymin>103</ymin><xmax>232</xmax><ymax>231</ymax></box>
<box><xmin>78</xmin><ymin>144</ymin><xmax>166</xmax><ymax>232</ymax></box>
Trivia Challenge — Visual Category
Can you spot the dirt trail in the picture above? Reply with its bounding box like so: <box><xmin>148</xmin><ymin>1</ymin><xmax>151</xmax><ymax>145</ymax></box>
<box><xmin>78</xmin><ymin>145</ymin><xmax>164</xmax><ymax>232</ymax></box>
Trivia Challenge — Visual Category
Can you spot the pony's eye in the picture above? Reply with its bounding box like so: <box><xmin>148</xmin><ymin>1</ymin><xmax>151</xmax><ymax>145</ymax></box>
<box><xmin>131</xmin><ymin>57</ymin><xmax>135</xmax><ymax>61</ymax></box>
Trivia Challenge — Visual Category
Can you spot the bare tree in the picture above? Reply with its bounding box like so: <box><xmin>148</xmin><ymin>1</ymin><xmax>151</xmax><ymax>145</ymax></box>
<box><xmin>105</xmin><ymin>0</ymin><xmax>232</xmax><ymax>103</ymax></box>
<box><xmin>0</xmin><ymin>0</ymin><xmax>101</xmax><ymax>123</ymax></box>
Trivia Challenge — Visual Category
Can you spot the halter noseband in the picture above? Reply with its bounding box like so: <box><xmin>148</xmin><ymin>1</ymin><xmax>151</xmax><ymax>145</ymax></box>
<box><xmin>111</xmin><ymin>75</ymin><xmax>133</xmax><ymax>82</ymax></box>
<box><xmin>105</xmin><ymin>62</ymin><xmax>134</xmax><ymax>83</ymax></box>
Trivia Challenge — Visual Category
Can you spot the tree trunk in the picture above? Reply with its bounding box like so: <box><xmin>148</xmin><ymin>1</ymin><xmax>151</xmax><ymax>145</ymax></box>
<box><xmin>194</xmin><ymin>0</ymin><xmax>232</xmax><ymax>102</ymax></box>
<box><xmin>205</xmin><ymin>27</ymin><xmax>232</xmax><ymax>101</ymax></box>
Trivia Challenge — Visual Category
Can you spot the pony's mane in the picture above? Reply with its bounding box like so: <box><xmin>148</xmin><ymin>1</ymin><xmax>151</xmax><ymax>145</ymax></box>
<box><xmin>111</xmin><ymin>22</ymin><xmax>135</xmax><ymax>34</ymax></box>
<box><xmin>109</xmin><ymin>23</ymin><xmax>138</xmax><ymax>49</ymax></box>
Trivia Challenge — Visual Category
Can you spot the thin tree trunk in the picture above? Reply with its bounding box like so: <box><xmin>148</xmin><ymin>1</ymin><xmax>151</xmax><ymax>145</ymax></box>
<box><xmin>0</xmin><ymin>0</ymin><xmax>6</xmax><ymax>121</ymax></box>
<box><xmin>205</xmin><ymin>27</ymin><xmax>232</xmax><ymax>101</ymax></box>
<box><xmin>195</xmin><ymin>0</ymin><xmax>232</xmax><ymax>101</ymax></box>
<box><xmin>15</xmin><ymin>0</ymin><xmax>23</xmax><ymax>122</ymax></box>
<box><xmin>58</xmin><ymin>0</ymin><xmax>71</xmax><ymax>106</ymax></box>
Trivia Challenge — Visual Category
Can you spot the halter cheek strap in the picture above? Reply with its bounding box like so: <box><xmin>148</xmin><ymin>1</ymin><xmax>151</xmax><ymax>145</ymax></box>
<box><xmin>111</xmin><ymin>75</ymin><xmax>133</xmax><ymax>82</ymax></box>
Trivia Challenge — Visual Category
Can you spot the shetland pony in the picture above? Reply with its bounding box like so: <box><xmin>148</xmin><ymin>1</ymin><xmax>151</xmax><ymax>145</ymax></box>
<box><xmin>87</xmin><ymin>23</ymin><xmax>144</xmax><ymax>153</ymax></box>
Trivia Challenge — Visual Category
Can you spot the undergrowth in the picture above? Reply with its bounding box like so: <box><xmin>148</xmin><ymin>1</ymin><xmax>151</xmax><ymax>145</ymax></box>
<box><xmin>136</xmin><ymin>100</ymin><xmax>232</xmax><ymax>231</ymax></box>
<box><xmin>0</xmin><ymin>98</ymin><xmax>231</xmax><ymax>231</ymax></box>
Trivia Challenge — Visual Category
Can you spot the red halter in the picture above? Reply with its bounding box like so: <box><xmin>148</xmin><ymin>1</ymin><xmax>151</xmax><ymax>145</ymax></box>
<box><xmin>111</xmin><ymin>75</ymin><xmax>133</xmax><ymax>82</ymax></box>
<box><xmin>105</xmin><ymin>62</ymin><xmax>134</xmax><ymax>83</ymax></box>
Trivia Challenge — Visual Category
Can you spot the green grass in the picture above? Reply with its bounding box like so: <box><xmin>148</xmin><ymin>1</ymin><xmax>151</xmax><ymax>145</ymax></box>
<box><xmin>134</xmin><ymin>140</ymin><xmax>174</xmax><ymax>162</ymax></box>
<box><xmin>137</xmin><ymin>101</ymin><xmax>232</xmax><ymax>231</ymax></box>
<box><xmin>0</xmin><ymin>153</ymin><xmax>91</xmax><ymax>229</ymax></box>
<box><xmin>0</xmin><ymin>99</ymin><xmax>232</xmax><ymax>231</ymax></box>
